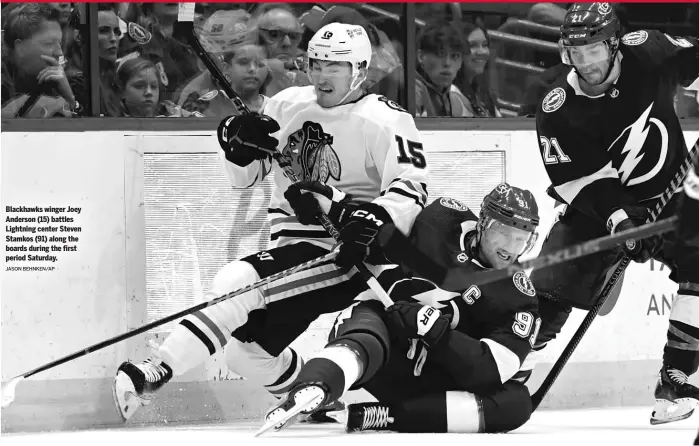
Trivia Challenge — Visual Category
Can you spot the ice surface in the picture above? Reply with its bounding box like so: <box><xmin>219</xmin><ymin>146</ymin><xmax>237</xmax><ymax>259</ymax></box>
<box><xmin>1</xmin><ymin>406</ymin><xmax>697</xmax><ymax>446</ymax></box>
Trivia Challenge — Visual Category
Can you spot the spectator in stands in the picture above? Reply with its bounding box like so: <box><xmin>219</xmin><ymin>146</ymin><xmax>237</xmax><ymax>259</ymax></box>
<box><xmin>454</xmin><ymin>21</ymin><xmax>502</xmax><ymax>117</ymax></box>
<box><xmin>114</xmin><ymin>57</ymin><xmax>199</xmax><ymax>118</ymax></box>
<box><xmin>252</xmin><ymin>3</ymin><xmax>309</xmax><ymax>97</ymax></box>
<box><xmin>1</xmin><ymin>3</ymin><xmax>77</xmax><ymax>117</ymax></box>
<box><xmin>67</xmin><ymin>3</ymin><xmax>122</xmax><ymax>116</ymax></box>
<box><xmin>123</xmin><ymin>3</ymin><xmax>200</xmax><ymax>102</ymax></box>
<box><xmin>415</xmin><ymin>20</ymin><xmax>473</xmax><ymax>117</ymax></box>
<box><xmin>48</xmin><ymin>2</ymin><xmax>72</xmax><ymax>28</ymax></box>
<box><xmin>177</xmin><ymin>10</ymin><xmax>269</xmax><ymax>116</ymax></box>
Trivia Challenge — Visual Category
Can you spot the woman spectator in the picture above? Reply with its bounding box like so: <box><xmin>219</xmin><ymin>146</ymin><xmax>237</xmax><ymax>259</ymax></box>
<box><xmin>177</xmin><ymin>10</ymin><xmax>270</xmax><ymax>116</ymax></box>
<box><xmin>1</xmin><ymin>3</ymin><xmax>77</xmax><ymax>117</ymax></box>
<box><xmin>67</xmin><ymin>3</ymin><xmax>121</xmax><ymax>116</ymax></box>
<box><xmin>414</xmin><ymin>20</ymin><xmax>472</xmax><ymax>117</ymax></box>
<box><xmin>252</xmin><ymin>3</ymin><xmax>309</xmax><ymax>97</ymax></box>
<box><xmin>116</xmin><ymin>57</ymin><xmax>200</xmax><ymax>118</ymax></box>
<box><xmin>454</xmin><ymin>21</ymin><xmax>502</xmax><ymax>117</ymax></box>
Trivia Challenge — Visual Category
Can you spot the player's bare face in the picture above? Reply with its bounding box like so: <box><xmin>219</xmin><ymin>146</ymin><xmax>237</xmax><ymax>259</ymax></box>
<box><xmin>480</xmin><ymin>220</ymin><xmax>531</xmax><ymax>269</ymax></box>
<box><xmin>567</xmin><ymin>42</ymin><xmax>611</xmax><ymax>86</ymax></box>
<box><xmin>309</xmin><ymin>60</ymin><xmax>354</xmax><ymax>107</ymax></box>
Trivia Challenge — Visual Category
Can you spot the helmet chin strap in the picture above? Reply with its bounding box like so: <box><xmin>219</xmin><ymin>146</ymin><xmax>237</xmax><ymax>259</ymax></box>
<box><xmin>331</xmin><ymin>70</ymin><xmax>367</xmax><ymax>107</ymax></box>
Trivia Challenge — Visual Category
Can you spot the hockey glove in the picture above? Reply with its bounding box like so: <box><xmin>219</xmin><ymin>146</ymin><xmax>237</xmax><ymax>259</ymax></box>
<box><xmin>607</xmin><ymin>205</ymin><xmax>663</xmax><ymax>263</ymax></box>
<box><xmin>284</xmin><ymin>181</ymin><xmax>355</xmax><ymax>227</ymax></box>
<box><xmin>677</xmin><ymin>164</ymin><xmax>699</xmax><ymax>246</ymax></box>
<box><xmin>385</xmin><ymin>301</ymin><xmax>451</xmax><ymax>376</ymax></box>
<box><xmin>335</xmin><ymin>203</ymin><xmax>393</xmax><ymax>268</ymax></box>
<box><xmin>217</xmin><ymin>114</ymin><xmax>280</xmax><ymax>167</ymax></box>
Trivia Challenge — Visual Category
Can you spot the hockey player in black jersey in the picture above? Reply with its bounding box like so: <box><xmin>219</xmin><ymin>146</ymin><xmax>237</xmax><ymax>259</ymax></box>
<box><xmin>678</xmin><ymin>158</ymin><xmax>699</xmax><ymax>247</ymax></box>
<box><xmin>531</xmin><ymin>2</ymin><xmax>699</xmax><ymax>425</ymax></box>
<box><xmin>258</xmin><ymin>183</ymin><xmax>541</xmax><ymax>434</ymax></box>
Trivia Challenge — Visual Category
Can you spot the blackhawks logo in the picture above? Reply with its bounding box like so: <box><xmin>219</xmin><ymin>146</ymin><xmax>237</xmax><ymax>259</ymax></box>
<box><xmin>280</xmin><ymin>121</ymin><xmax>341</xmax><ymax>182</ymax></box>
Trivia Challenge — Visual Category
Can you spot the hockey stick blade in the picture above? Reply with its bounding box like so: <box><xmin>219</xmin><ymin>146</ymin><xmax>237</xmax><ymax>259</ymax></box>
<box><xmin>1</xmin><ymin>376</ymin><xmax>24</xmax><ymax>408</ymax></box>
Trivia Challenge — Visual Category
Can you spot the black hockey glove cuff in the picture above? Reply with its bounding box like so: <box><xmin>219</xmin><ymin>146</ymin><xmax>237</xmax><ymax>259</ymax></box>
<box><xmin>217</xmin><ymin>114</ymin><xmax>279</xmax><ymax>167</ymax></box>
<box><xmin>607</xmin><ymin>205</ymin><xmax>663</xmax><ymax>263</ymax></box>
<box><xmin>335</xmin><ymin>202</ymin><xmax>394</xmax><ymax>268</ymax></box>
<box><xmin>284</xmin><ymin>181</ymin><xmax>355</xmax><ymax>227</ymax></box>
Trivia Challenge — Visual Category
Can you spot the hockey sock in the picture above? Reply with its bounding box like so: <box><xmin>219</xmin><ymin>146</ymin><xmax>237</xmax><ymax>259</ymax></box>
<box><xmin>159</xmin><ymin>324</ymin><xmax>212</xmax><ymax>376</ymax></box>
<box><xmin>264</xmin><ymin>348</ymin><xmax>304</xmax><ymax>398</ymax></box>
<box><xmin>296</xmin><ymin>344</ymin><xmax>363</xmax><ymax>402</ymax></box>
<box><xmin>663</xmin><ymin>288</ymin><xmax>699</xmax><ymax>375</ymax></box>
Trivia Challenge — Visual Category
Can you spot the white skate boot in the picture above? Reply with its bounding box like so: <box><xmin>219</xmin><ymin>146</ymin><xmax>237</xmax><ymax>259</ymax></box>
<box><xmin>113</xmin><ymin>357</ymin><xmax>173</xmax><ymax>421</ymax></box>
<box><xmin>650</xmin><ymin>366</ymin><xmax>699</xmax><ymax>425</ymax></box>
<box><xmin>255</xmin><ymin>383</ymin><xmax>329</xmax><ymax>436</ymax></box>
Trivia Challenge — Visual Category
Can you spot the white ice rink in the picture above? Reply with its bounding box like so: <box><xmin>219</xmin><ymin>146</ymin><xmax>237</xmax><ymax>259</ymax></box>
<box><xmin>2</xmin><ymin>406</ymin><xmax>697</xmax><ymax>446</ymax></box>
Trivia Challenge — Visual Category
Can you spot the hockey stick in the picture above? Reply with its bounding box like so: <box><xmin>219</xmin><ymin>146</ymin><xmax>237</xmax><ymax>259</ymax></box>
<box><xmin>174</xmin><ymin>4</ymin><xmax>393</xmax><ymax>308</ymax></box>
<box><xmin>0</xmin><ymin>249</ymin><xmax>338</xmax><ymax>408</ymax></box>
<box><xmin>531</xmin><ymin>138</ymin><xmax>699</xmax><ymax>410</ymax></box>
<box><xmin>379</xmin><ymin>215</ymin><xmax>678</xmax><ymax>290</ymax></box>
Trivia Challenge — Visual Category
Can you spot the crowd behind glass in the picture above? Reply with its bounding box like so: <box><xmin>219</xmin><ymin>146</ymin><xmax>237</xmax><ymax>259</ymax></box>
<box><xmin>2</xmin><ymin>2</ymin><xmax>698</xmax><ymax>119</ymax></box>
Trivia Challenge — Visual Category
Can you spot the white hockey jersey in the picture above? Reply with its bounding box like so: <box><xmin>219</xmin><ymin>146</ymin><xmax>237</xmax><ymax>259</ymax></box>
<box><xmin>219</xmin><ymin>85</ymin><xmax>429</xmax><ymax>250</ymax></box>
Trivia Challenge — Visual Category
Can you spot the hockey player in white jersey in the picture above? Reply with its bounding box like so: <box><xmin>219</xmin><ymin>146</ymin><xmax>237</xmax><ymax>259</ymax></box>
<box><xmin>112</xmin><ymin>22</ymin><xmax>428</xmax><ymax>421</ymax></box>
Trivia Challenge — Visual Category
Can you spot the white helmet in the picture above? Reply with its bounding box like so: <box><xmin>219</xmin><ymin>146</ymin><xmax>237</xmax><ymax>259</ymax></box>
<box><xmin>306</xmin><ymin>22</ymin><xmax>372</xmax><ymax>94</ymax></box>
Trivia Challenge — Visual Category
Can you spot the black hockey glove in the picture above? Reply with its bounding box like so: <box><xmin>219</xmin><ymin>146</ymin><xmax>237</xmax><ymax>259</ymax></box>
<box><xmin>335</xmin><ymin>203</ymin><xmax>393</xmax><ymax>268</ymax></box>
<box><xmin>677</xmin><ymin>163</ymin><xmax>699</xmax><ymax>246</ymax></box>
<box><xmin>607</xmin><ymin>205</ymin><xmax>663</xmax><ymax>263</ymax></box>
<box><xmin>284</xmin><ymin>181</ymin><xmax>355</xmax><ymax>227</ymax></box>
<box><xmin>385</xmin><ymin>301</ymin><xmax>451</xmax><ymax>376</ymax></box>
<box><xmin>217</xmin><ymin>114</ymin><xmax>279</xmax><ymax>167</ymax></box>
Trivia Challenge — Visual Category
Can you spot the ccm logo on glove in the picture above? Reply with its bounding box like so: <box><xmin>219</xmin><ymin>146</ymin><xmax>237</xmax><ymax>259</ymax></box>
<box><xmin>350</xmin><ymin>209</ymin><xmax>386</xmax><ymax>227</ymax></box>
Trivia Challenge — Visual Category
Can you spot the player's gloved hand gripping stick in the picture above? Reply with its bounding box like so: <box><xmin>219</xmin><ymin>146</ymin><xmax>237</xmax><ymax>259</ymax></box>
<box><xmin>173</xmin><ymin>4</ymin><xmax>394</xmax><ymax>309</ymax></box>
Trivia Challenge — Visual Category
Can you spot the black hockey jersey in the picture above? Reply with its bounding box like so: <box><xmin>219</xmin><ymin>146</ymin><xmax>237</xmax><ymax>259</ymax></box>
<box><xmin>378</xmin><ymin>198</ymin><xmax>540</xmax><ymax>393</ymax></box>
<box><xmin>536</xmin><ymin>30</ymin><xmax>699</xmax><ymax>225</ymax></box>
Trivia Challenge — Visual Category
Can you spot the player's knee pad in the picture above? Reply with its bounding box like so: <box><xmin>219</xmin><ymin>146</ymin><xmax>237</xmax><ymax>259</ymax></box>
<box><xmin>200</xmin><ymin>260</ymin><xmax>267</xmax><ymax>336</ymax></box>
<box><xmin>327</xmin><ymin>301</ymin><xmax>390</xmax><ymax>387</ymax></box>
<box><xmin>480</xmin><ymin>381</ymin><xmax>532</xmax><ymax>433</ymax></box>
<box><xmin>224</xmin><ymin>340</ymin><xmax>302</xmax><ymax>391</ymax></box>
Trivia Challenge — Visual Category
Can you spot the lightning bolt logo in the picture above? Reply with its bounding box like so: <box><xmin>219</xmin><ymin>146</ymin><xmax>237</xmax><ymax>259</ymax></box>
<box><xmin>608</xmin><ymin>102</ymin><xmax>668</xmax><ymax>186</ymax></box>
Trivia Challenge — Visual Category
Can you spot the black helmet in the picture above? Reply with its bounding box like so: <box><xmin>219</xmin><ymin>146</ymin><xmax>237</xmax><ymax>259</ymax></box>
<box><xmin>560</xmin><ymin>3</ymin><xmax>621</xmax><ymax>47</ymax></box>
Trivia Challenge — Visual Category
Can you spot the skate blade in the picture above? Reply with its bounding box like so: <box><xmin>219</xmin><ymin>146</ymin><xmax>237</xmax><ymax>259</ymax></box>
<box><xmin>325</xmin><ymin>408</ymin><xmax>348</xmax><ymax>425</ymax></box>
<box><xmin>650</xmin><ymin>398</ymin><xmax>696</xmax><ymax>425</ymax></box>
<box><xmin>254</xmin><ymin>387</ymin><xmax>325</xmax><ymax>437</ymax></box>
<box><xmin>113</xmin><ymin>372</ymin><xmax>150</xmax><ymax>422</ymax></box>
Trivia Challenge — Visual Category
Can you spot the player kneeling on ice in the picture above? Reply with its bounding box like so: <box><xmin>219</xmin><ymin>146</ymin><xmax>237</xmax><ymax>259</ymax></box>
<box><xmin>112</xmin><ymin>22</ymin><xmax>427</xmax><ymax>422</ymax></box>
<box><xmin>259</xmin><ymin>183</ymin><xmax>541</xmax><ymax>434</ymax></box>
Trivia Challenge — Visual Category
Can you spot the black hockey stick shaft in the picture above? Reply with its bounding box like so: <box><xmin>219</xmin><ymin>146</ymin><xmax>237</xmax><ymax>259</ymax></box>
<box><xmin>531</xmin><ymin>138</ymin><xmax>699</xmax><ymax>410</ymax></box>
<box><xmin>6</xmin><ymin>250</ymin><xmax>337</xmax><ymax>381</ymax></box>
<box><xmin>175</xmin><ymin>5</ymin><xmax>393</xmax><ymax>307</ymax></box>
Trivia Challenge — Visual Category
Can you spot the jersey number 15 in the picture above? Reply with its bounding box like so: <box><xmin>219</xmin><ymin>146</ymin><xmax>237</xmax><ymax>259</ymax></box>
<box><xmin>396</xmin><ymin>135</ymin><xmax>427</xmax><ymax>169</ymax></box>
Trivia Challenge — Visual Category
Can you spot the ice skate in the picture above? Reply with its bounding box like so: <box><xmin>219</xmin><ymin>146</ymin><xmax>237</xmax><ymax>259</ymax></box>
<box><xmin>255</xmin><ymin>383</ymin><xmax>330</xmax><ymax>436</ymax></box>
<box><xmin>650</xmin><ymin>366</ymin><xmax>699</xmax><ymax>425</ymax></box>
<box><xmin>113</xmin><ymin>357</ymin><xmax>173</xmax><ymax>421</ymax></box>
<box><xmin>344</xmin><ymin>402</ymin><xmax>395</xmax><ymax>433</ymax></box>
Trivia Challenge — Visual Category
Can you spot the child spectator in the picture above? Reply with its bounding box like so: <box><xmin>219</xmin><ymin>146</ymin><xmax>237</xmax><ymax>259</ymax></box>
<box><xmin>415</xmin><ymin>20</ymin><xmax>472</xmax><ymax>117</ymax></box>
<box><xmin>177</xmin><ymin>10</ymin><xmax>269</xmax><ymax>116</ymax></box>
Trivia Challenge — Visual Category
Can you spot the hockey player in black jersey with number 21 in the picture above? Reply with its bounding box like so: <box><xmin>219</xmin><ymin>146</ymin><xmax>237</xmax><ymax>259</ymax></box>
<box><xmin>258</xmin><ymin>183</ymin><xmax>541</xmax><ymax>434</ymax></box>
<box><xmin>530</xmin><ymin>2</ymin><xmax>699</xmax><ymax>425</ymax></box>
